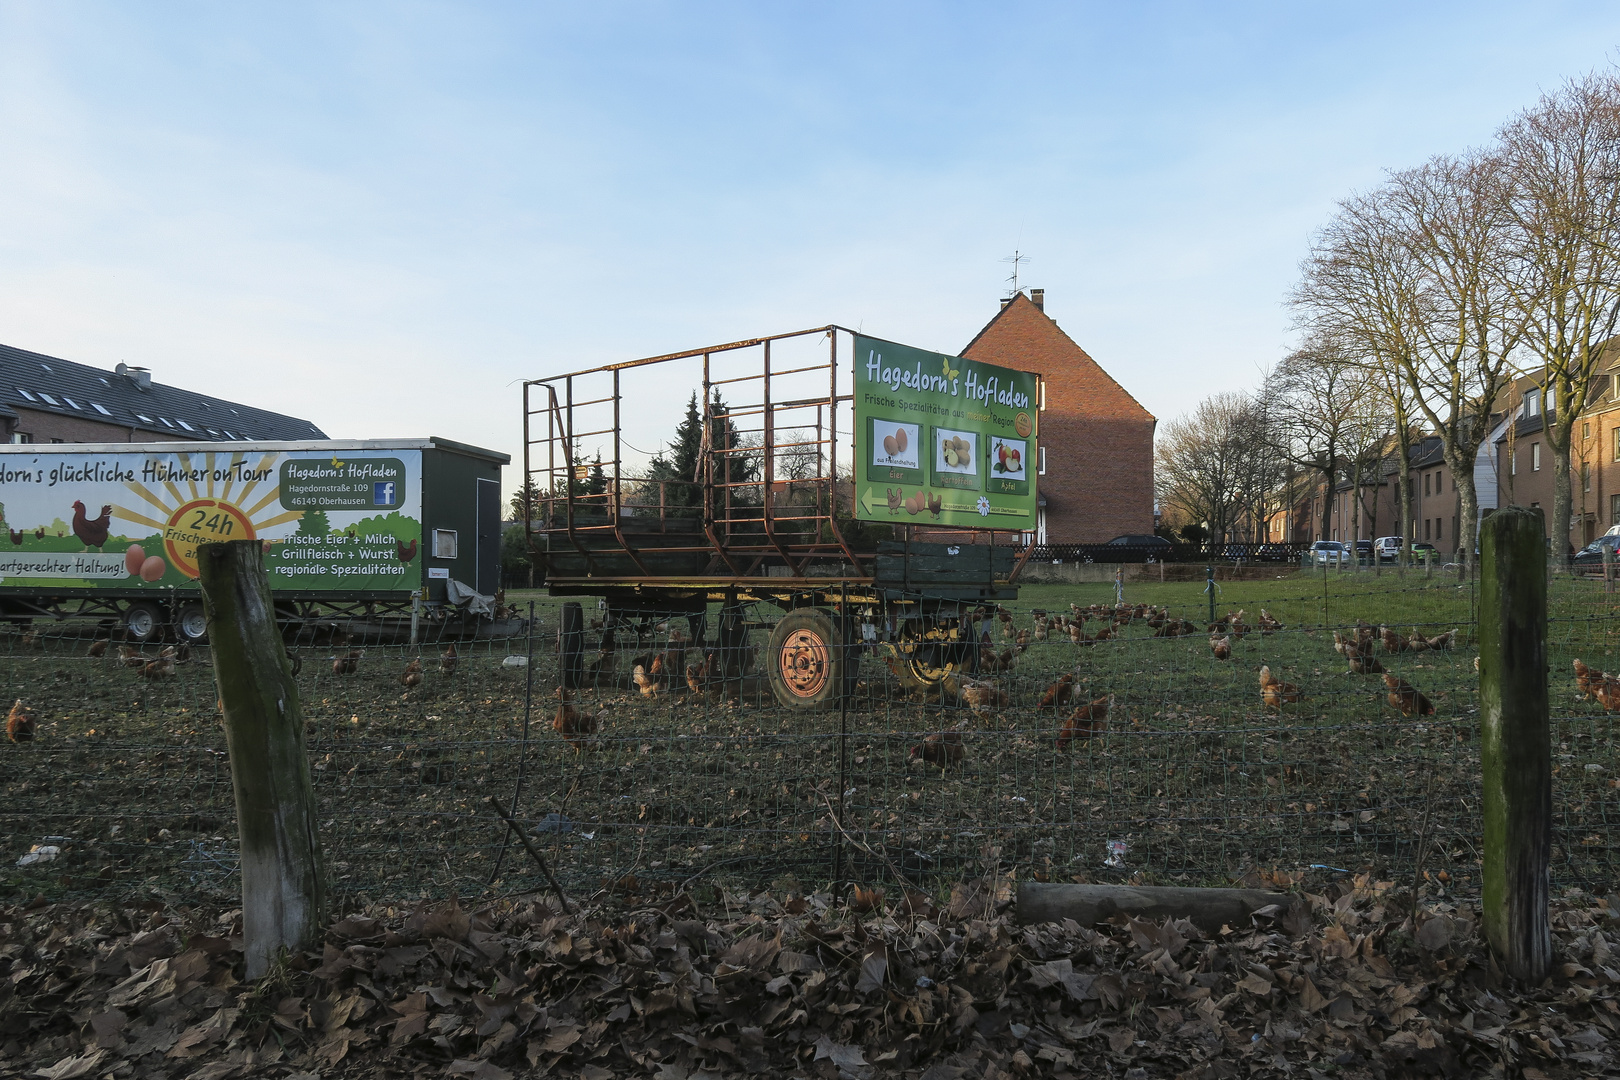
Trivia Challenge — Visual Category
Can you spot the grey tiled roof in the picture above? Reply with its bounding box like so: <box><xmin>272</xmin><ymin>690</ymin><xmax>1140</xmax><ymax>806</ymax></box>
<box><xmin>0</xmin><ymin>341</ymin><xmax>325</xmax><ymax>441</ymax></box>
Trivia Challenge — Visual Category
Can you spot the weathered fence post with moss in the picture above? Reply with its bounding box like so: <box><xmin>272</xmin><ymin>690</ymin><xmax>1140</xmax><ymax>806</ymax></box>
<box><xmin>198</xmin><ymin>539</ymin><xmax>325</xmax><ymax>980</ymax></box>
<box><xmin>1478</xmin><ymin>506</ymin><xmax>1551</xmax><ymax>983</ymax></box>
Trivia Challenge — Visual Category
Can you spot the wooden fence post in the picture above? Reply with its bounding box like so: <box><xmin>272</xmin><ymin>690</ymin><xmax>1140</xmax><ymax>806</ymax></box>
<box><xmin>198</xmin><ymin>539</ymin><xmax>325</xmax><ymax>980</ymax></box>
<box><xmin>1478</xmin><ymin>506</ymin><xmax>1551</xmax><ymax>983</ymax></box>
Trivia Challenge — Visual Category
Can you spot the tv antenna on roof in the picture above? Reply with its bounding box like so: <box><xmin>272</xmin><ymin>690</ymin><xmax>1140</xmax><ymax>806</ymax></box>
<box><xmin>1001</xmin><ymin>250</ymin><xmax>1031</xmax><ymax>296</ymax></box>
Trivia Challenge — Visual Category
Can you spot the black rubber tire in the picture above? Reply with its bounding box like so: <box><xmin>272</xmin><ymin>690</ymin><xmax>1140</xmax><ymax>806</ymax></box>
<box><xmin>766</xmin><ymin>607</ymin><xmax>847</xmax><ymax>710</ymax></box>
<box><xmin>175</xmin><ymin>602</ymin><xmax>208</xmax><ymax>644</ymax></box>
<box><xmin>559</xmin><ymin>602</ymin><xmax>584</xmax><ymax>689</ymax></box>
<box><xmin>124</xmin><ymin>601</ymin><xmax>163</xmax><ymax>643</ymax></box>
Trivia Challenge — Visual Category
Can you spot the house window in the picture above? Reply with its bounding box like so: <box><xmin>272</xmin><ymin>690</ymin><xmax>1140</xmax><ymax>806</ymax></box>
<box><xmin>1425</xmin><ymin>519</ymin><xmax>1431</xmax><ymax>541</ymax></box>
<box><xmin>1583</xmin><ymin>463</ymin><xmax>1591</xmax><ymax>492</ymax></box>
<box><xmin>10</xmin><ymin>432</ymin><xmax>31</xmax><ymax>443</ymax></box>
<box><xmin>1526</xmin><ymin>389</ymin><xmax>1541</xmax><ymax>416</ymax></box>
<box><xmin>49</xmin><ymin>438</ymin><xmax>63</xmax><ymax>444</ymax></box>
<box><xmin>1584</xmin><ymin>422</ymin><xmax>1591</xmax><ymax>439</ymax></box>
<box><xmin>1614</xmin><ymin>427</ymin><xmax>1620</xmax><ymax>460</ymax></box>
<box><xmin>1532</xmin><ymin>442</ymin><xmax>1541</xmax><ymax>471</ymax></box>
<box><xmin>432</xmin><ymin>529</ymin><xmax>459</xmax><ymax>559</ymax></box>
<box><xmin>1511</xmin><ymin>450</ymin><xmax>1517</xmax><ymax>476</ymax></box>
<box><xmin>1612</xmin><ymin>493</ymin><xmax>1620</xmax><ymax>523</ymax></box>
<box><xmin>1436</xmin><ymin>517</ymin><xmax>1442</xmax><ymax>540</ymax></box>
<box><xmin>1037</xmin><ymin>445</ymin><xmax>1046</xmax><ymax>475</ymax></box>
<box><xmin>1424</xmin><ymin>473</ymin><xmax>1431</xmax><ymax>496</ymax></box>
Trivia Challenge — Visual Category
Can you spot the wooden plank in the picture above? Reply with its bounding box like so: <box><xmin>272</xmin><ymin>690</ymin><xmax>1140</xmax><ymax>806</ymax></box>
<box><xmin>1017</xmin><ymin>882</ymin><xmax>1295</xmax><ymax>934</ymax></box>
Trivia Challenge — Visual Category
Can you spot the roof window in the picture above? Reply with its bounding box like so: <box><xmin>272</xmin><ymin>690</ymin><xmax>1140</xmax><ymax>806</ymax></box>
<box><xmin>206</xmin><ymin>429</ymin><xmax>220</xmax><ymax>437</ymax></box>
<box><xmin>37</xmin><ymin>393</ymin><xmax>58</xmax><ymax>405</ymax></box>
<box><xmin>136</xmin><ymin>414</ymin><xmax>154</xmax><ymax>424</ymax></box>
<box><xmin>223</xmin><ymin>430</ymin><xmax>236</xmax><ymax>439</ymax></box>
<box><xmin>91</xmin><ymin>402</ymin><xmax>112</xmax><ymax>416</ymax></box>
<box><xmin>61</xmin><ymin>397</ymin><xmax>79</xmax><ymax>409</ymax></box>
<box><xmin>158</xmin><ymin>417</ymin><xmax>174</xmax><ymax>428</ymax></box>
<box><xmin>38</xmin><ymin>363</ymin><xmax>51</xmax><ymax>372</ymax></box>
<box><xmin>177</xmin><ymin>419</ymin><xmax>195</xmax><ymax>431</ymax></box>
<box><xmin>16</xmin><ymin>388</ymin><xmax>36</xmax><ymax>401</ymax></box>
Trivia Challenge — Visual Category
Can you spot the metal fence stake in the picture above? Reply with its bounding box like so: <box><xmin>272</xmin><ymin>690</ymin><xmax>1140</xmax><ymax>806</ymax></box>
<box><xmin>1479</xmin><ymin>506</ymin><xmax>1551</xmax><ymax>983</ymax></box>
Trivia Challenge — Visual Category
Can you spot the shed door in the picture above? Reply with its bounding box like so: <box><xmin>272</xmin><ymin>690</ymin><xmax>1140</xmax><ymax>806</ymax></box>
<box><xmin>476</xmin><ymin>478</ymin><xmax>501</xmax><ymax>596</ymax></box>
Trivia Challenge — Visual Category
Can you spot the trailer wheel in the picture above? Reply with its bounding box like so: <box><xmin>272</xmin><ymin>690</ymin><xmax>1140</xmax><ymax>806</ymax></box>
<box><xmin>767</xmin><ymin>608</ymin><xmax>846</xmax><ymax>710</ymax></box>
<box><xmin>123</xmin><ymin>602</ymin><xmax>163</xmax><ymax>643</ymax></box>
<box><xmin>175</xmin><ymin>603</ymin><xmax>208</xmax><ymax>644</ymax></box>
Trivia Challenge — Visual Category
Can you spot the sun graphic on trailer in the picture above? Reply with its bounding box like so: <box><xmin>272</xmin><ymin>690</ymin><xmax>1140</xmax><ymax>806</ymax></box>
<box><xmin>112</xmin><ymin>451</ymin><xmax>299</xmax><ymax>579</ymax></box>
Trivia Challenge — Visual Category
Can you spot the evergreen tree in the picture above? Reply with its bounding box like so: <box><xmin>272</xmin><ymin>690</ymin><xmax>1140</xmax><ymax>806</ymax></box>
<box><xmin>645</xmin><ymin>393</ymin><xmax>705</xmax><ymax>516</ymax></box>
<box><xmin>586</xmin><ymin>453</ymin><xmax>608</xmax><ymax>498</ymax></box>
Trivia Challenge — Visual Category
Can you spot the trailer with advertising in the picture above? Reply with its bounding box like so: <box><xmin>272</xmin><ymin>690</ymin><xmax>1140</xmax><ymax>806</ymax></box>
<box><xmin>0</xmin><ymin>437</ymin><xmax>512</xmax><ymax>642</ymax></box>
<box><xmin>523</xmin><ymin>326</ymin><xmax>1040</xmax><ymax>708</ymax></box>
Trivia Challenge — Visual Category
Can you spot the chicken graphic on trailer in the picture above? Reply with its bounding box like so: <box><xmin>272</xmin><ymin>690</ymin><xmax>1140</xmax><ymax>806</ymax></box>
<box><xmin>0</xmin><ymin>437</ymin><xmax>513</xmax><ymax>643</ymax></box>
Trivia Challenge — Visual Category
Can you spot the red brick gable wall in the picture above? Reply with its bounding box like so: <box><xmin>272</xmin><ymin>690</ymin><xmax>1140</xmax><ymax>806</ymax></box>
<box><xmin>961</xmin><ymin>294</ymin><xmax>1156</xmax><ymax>543</ymax></box>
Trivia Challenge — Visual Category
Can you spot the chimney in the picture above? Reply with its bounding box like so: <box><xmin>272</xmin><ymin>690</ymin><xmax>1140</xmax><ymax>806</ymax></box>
<box><xmin>999</xmin><ymin>296</ymin><xmax>1013</xmax><ymax>309</ymax></box>
<box><xmin>1030</xmin><ymin>288</ymin><xmax>1044</xmax><ymax>311</ymax></box>
<box><xmin>116</xmin><ymin>362</ymin><xmax>152</xmax><ymax>391</ymax></box>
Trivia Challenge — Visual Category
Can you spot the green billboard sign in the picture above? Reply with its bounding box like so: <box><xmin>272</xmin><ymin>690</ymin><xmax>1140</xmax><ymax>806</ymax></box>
<box><xmin>854</xmin><ymin>334</ymin><xmax>1039</xmax><ymax>530</ymax></box>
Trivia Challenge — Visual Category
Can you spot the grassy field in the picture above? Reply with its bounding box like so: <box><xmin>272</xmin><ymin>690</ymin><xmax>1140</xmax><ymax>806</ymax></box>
<box><xmin>2</xmin><ymin>566</ymin><xmax>1616</xmax><ymax>905</ymax></box>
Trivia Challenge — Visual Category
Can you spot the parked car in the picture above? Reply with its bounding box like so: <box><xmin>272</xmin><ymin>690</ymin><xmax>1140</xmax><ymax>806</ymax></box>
<box><xmin>1101</xmin><ymin>534</ymin><xmax>1173</xmax><ymax>563</ymax></box>
<box><xmin>1573</xmin><ymin>534</ymin><xmax>1620</xmax><ymax>565</ymax></box>
<box><xmin>1353</xmin><ymin>540</ymin><xmax>1373</xmax><ymax>561</ymax></box>
<box><xmin>1409</xmin><ymin>542</ymin><xmax>1439</xmax><ymax>560</ymax></box>
<box><xmin>1309</xmin><ymin>540</ymin><xmax>1349</xmax><ymax>564</ymax></box>
<box><xmin>1373</xmin><ymin>536</ymin><xmax>1403</xmax><ymax>562</ymax></box>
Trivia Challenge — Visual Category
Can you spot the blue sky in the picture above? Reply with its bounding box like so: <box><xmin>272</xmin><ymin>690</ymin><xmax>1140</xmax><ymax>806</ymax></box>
<box><xmin>2</xmin><ymin>3</ymin><xmax>1619</xmax><ymax>493</ymax></box>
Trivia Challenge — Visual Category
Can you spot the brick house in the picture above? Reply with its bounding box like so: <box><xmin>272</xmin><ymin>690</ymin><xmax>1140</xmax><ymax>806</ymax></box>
<box><xmin>1</xmin><ymin>340</ymin><xmax>324</xmax><ymax>444</ymax></box>
<box><xmin>960</xmin><ymin>291</ymin><xmax>1155</xmax><ymax>543</ymax></box>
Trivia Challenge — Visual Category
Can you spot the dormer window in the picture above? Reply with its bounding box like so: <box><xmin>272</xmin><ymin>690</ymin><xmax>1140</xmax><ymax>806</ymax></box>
<box><xmin>1525</xmin><ymin>389</ymin><xmax>1541</xmax><ymax>417</ymax></box>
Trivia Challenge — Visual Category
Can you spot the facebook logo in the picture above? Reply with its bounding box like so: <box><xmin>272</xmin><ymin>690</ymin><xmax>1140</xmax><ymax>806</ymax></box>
<box><xmin>373</xmin><ymin>481</ymin><xmax>395</xmax><ymax>506</ymax></box>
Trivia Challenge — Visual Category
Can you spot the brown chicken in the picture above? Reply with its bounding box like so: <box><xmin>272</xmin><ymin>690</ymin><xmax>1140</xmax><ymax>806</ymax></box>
<box><xmin>686</xmin><ymin>652</ymin><xmax>716</xmax><ymax>696</ymax></box>
<box><xmin>117</xmin><ymin>645</ymin><xmax>147</xmax><ymax>669</ymax></box>
<box><xmin>909</xmin><ymin>729</ymin><xmax>965</xmax><ymax>767</ymax></box>
<box><xmin>400</xmin><ymin>658</ymin><xmax>423</xmax><ymax>688</ymax></box>
<box><xmin>1210</xmin><ymin>635</ymin><xmax>1231</xmax><ymax>661</ymax></box>
<box><xmin>956</xmin><ymin>678</ymin><xmax>1008</xmax><ymax>715</ymax></box>
<box><xmin>633</xmin><ymin>654</ymin><xmax>665</xmax><ymax>697</ymax></box>
<box><xmin>143</xmin><ymin>646</ymin><xmax>178</xmax><ymax>680</ymax></box>
<box><xmin>1258</xmin><ymin>609</ymin><xmax>1283</xmax><ymax>635</ymax></box>
<box><xmin>1259</xmin><ymin>666</ymin><xmax>1302</xmax><ymax>710</ymax></box>
<box><xmin>70</xmin><ymin>501</ymin><xmax>113</xmax><ymax>550</ymax></box>
<box><xmin>1381</xmin><ymin>625</ymin><xmax>1409</xmax><ymax>654</ymax></box>
<box><xmin>1055</xmin><ymin>696</ymin><xmax>1110</xmax><ymax>749</ymax></box>
<box><xmin>1424</xmin><ymin>629</ymin><xmax>1457</xmax><ymax>651</ymax></box>
<box><xmin>553</xmin><ymin>689</ymin><xmax>598</xmax><ymax>747</ymax></box>
<box><xmin>1153</xmin><ymin>618</ymin><xmax>1197</xmax><ymax>638</ymax></box>
<box><xmin>1348</xmin><ymin>653</ymin><xmax>1385</xmax><ymax>675</ymax></box>
<box><xmin>87</xmin><ymin>638</ymin><xmax>109</xmax><ymax>658</ymax></box>
<box><xmin>332</xmin><ymin>649</ymin><xmax>362</xmax><ymax>675</ymax></box>
<box><xmin>20</xmin><ymin>629</ymin><xmax>41</xmax><ymax>650</ymax></box>
<box><xmin>438</xmin><ymin>643</ymin><xmax>457</xmax><ymax>674</ymax></box>
<box><xmin>7</xmin><ymin>700</ymin><xmax>36</xmax><ymax>743</ymax></box>
<box><xmin>1383</xmin><ymin>673</ymin><xmax>1435</xmax><ymax>716</ymax></box>
<box><xmin>1573</xmin><ymin>659</ymin><xmax>1620</xmax><ymax>712</ymax></box>
<box><xmin>1037</xmin><ymin>673</ymin><xmax>1076</xmax><ymax>711</ymax></box>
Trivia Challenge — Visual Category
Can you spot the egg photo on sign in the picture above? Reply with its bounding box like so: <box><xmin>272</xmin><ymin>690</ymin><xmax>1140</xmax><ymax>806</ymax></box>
<box><xmin>989</xmin><ymin>437</ymin><xmax>1027</xmax><ymax>480</ymax></box>
<box><xmin>933</xmin><ymin>428</ymin><xmax>977</xmax><ymax>474</ymax></box>
<box><xmin>872</xmin><ymin>420</ymin><xmax>919</xmax><ymax>469</ymax></box>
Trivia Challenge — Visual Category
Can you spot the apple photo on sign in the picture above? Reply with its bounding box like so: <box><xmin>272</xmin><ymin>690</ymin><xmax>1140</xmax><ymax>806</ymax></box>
<box><xmin>934</xmin><ymin>428</ymin><xmax>978</xmax><ymax>474</ymax></box>
<box><xmin>989</xmin><ymin>437</ymin><xmax>1026</xmax><ymax>480</ymax></box>
<box><xmin>873</xmin><ymin>421</ymin><xmax>919</xmax><ymax>469</ymax></box>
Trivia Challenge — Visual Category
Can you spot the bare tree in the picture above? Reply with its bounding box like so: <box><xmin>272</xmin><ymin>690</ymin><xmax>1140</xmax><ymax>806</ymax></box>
<box><xmin>1156</xmin><ymin>393</ymin><xmax>1276</xmax><ymax>546</ymax></box>
<box><xmin>1497</xmin><ymin>72</ymin><xmax>1620</xmax><ymax>567</ymax></box>
<box><xmin>1299</xmin><ymin>151</ymin><xmax>1525</xmax><ymax>572</ymax></box>
<box><xmin>1263</xmin><ymin>337</ymin><xmax>1370</xmax><ymax>541</ymax></box>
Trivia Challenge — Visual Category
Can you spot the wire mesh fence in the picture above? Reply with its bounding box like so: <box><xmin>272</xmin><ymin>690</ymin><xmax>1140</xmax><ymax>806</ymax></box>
<box><xmin>3</xmin><ymin>564</ymin><xmax>1617</xmax><ymax>905</ymax></box>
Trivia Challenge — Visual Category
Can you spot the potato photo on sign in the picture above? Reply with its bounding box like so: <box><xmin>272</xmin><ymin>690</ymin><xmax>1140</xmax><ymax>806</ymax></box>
<box><xmin>933</xmin><ymin>428</ymin><xmax>977</xmax><ymax>474</ymax></box>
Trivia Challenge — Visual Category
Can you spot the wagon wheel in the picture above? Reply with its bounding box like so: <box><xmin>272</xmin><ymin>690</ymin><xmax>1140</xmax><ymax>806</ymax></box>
<box><xmin>766</xmin><ymin>608</ymin><xmax>847</xmax><ymax>710</ymax></box>
<box><xmin>887</xmin><ymin>621</ymin><xmax>975</xmax><ymax>690</ymax></box>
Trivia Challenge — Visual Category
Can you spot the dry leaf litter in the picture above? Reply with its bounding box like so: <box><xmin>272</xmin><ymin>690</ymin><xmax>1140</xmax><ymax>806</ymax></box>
<box><xmin>1</xmin><ymin>874</ymin><xmax>1618</xmax><ymax>1079</ymax></box>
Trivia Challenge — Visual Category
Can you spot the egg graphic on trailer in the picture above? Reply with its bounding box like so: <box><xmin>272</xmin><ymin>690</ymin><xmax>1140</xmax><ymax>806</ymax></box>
<box><xmin>874</xmin><ymin>422</ymin><xmax>919</xmax><ymax>468</ymax></box>
<box><xmin>140</xmin><ymin>555</ymin><xmax>167</xmax><ymax>581</ymax></box>
<box><xmin>124</xmin><ymin>544</ymin><xmax>146</xmax><ymax>576</ymax></box>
